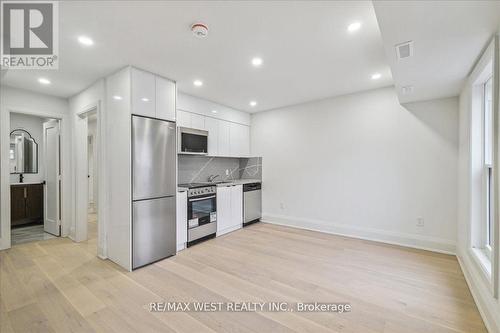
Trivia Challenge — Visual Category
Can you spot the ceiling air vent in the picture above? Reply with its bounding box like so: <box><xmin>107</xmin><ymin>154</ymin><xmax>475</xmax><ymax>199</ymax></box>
<box><xmin>395</xmin><ymin>41</ymin><xmax>413</xmax><ymax>60</ymax></box>
<box><xmin>401</xmin><ymin>85</ymin><xmax>414</xmax><ymax>95</ymax></box>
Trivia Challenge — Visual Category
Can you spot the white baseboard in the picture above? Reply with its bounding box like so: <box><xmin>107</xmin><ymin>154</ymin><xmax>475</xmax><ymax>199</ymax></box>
<box><xmin>216</xmin><ymin>224</ymin><xmax>242</xmax><ymax>237</ymax></box>
<box><xmin>261</xmin><ymin>213</ymin><xmax>456</xmax><ymax>255</ymax></box>
<box><xmin>457</xmin><ymin>250</ymin><xmax>500</xmax><ymax>333</ymax></box>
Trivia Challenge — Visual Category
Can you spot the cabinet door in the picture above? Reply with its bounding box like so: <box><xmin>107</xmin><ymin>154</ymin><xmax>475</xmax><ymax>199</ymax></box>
<box><xmin>230</xmin><ymin>123</ymin><xmax>250</xmax><ymax>157</ymax></box>
<box><xmin>131</xmin><ymin>68</ymin><xmax>155</xmax><ymax>118</ymax></box>
<box><xmin>230</xmin><ymin>185</ymin><xmax>243</xmax><ymax>229</ymax></box>
<box><xmin>216</xmin><ymin>186</ymin><xmax>232</xmax><ymax>235</ymax></box>
<box><xmin>205</xmin><ymin>117</ymin><xmax>218</xmax><ymax>156</ymax></box>
<box><xmin>156</xmin><ymin>76</ymin><xmax>176</xmax><ymax>121</ymax></box>
<box><xmin>10</xmin><ymin>186</ymin><xmax>26</xmax><ymax>224</ymax></box>
<box><xmin>26</xmin><ymin>184</ymin><xmax>43</xmax><ymax>221</ymax></box>
<box><xmin>218</xmin><ymin>120</ymin><xmax>231</xmax><ymax>157</ymax></box>
<box><xmin>176</xmin><ymin>191</ymin><xmax>188</xmax><ymax>251</ymax></box>
<box><xmin>177</xmin><ymin>110</ymin><xmax>191</xmax><ymax>127</ymax></box>
<box><xmin>191</xmin><ymin>113</ymin><xmax>205</xmax><ymax>130</ymax></box>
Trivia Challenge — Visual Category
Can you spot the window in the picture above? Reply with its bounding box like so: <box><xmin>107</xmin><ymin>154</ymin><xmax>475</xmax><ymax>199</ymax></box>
<box><xmin>483</xmin><ymin>76</ymin><xmax>493</xmax><ymax>256</ymax></box>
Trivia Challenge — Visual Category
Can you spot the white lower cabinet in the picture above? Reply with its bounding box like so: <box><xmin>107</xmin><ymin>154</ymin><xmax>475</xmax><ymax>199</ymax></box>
<box><xmin>176</xmin><ymin>191</ymin><xmax>187</xmax><ymax>251</ymax></box>
<box><xmin>216</xmin><ymin>185</ymin><xmax>243</xmax><ymax>236</ymax></box>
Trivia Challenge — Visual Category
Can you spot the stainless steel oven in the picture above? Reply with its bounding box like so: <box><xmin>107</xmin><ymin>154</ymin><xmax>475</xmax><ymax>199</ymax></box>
<box><xmin>179</xmin><ymin>183</ymin><xmax>217</xmax><ymax>246</ymax></box>
<box><xmin>178</xmin><ymin>127</ymin><xmax>208</xmax><ymax>155</ymax></box>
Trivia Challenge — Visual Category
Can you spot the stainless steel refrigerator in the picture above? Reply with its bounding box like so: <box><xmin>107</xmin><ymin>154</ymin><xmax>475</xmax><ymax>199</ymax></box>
<box><xmin>132</xmin><ymin>115</ymin><xmax>176</xmax><ymax>269</ymax></box>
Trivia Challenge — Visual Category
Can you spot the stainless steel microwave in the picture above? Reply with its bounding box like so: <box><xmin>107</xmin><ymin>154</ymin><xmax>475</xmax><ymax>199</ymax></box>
<box><xmin>178</xmin><ymin>127</ymin><xmax>209</xmax><ymax>155</ymax></box>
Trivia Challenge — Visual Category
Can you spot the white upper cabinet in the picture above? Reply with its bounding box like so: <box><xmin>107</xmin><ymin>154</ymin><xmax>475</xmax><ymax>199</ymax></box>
<box><xmin>131</xmin><ymin>68</ymin><xmax>155</xmax><ymax>118</ymax></box>
<box><xmin>191</xmin><ymin>113</ymin><xmax>205</xmax><ymax>130</ymax></box>
<box><xmin>205</xmin><ymin>117</ymin><xmax>219</xmax><ymax>156</ymax></box>
<box><xmin>230</xmin><ymin>122</ymin><xmax>250</xmax><ymax>157</ymax></box>
<box><xmin>155</xmin><ymin>76</ymin><xmax>176</xmax><ymax>121</ymax></box>
<box><xmin>175</xmin><ymin>92</ymin><xmax>251</xmax><ymax>157</ymax></box>
<box><xmin>131</xmin><ymin>67</ymin><xmax>176</xmax><ymax>121</ymax></box>
<box><xmin>218</xmin><ymin>120</ymin><xmax>231</xmax><ymax>157</ymax></box>
<box><xmin>177</xmin><ymin>110</ymin><xmax>191</xmax><ymax>127</ymax></box>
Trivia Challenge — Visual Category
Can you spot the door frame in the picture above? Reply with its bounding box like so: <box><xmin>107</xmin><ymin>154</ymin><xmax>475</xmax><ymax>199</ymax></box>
<box><xmin>74</xmin><ymin>101</ymin><xmax>107</xmax><ymax>259</ymax></box>
<box><xmin>0</xmin><ymin>108</ymin><xmax>68</xmax><ymax>250</ymax></box>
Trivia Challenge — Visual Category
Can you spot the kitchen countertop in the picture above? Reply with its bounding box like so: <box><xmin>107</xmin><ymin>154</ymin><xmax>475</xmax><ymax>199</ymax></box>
<box><xmin>11</xmin><ymin>182</ymin><xmax>44</xmax><ymax>186</ymax></box>
<box><xmin>215</xmin><ymin>179</ymin><xmax>261</xmax><ymax>187</ymax></box>
<box><xmin>177</xmin><ymin>179</ymin><xmax>261</xmax><ymax>192</ymax></box>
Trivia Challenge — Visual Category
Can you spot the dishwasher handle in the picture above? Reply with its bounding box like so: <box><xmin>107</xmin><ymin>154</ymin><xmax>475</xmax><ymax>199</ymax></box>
<box><xmin>243</xmin><ymin>183</ymin><xmax>261</xmax><ymax>192</ymax></box>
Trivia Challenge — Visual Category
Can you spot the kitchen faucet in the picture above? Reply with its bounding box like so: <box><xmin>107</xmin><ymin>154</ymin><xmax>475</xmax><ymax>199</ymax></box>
<box><xmin>208</xmin><ymin>174</ymin><xmax>220</xmax><ymax>183</ymax></box>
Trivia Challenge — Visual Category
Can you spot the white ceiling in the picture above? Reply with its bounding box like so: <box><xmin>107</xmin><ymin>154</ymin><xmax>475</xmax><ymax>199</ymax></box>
<box><xmin>373</xmin><ymin>0</ymin><xmax>500</xmax><ymax>104</ymax></box>
<box><xmin>0</xmin><ymin>1</ymin><xmax>392</xmax><ymax>113</ymax></box>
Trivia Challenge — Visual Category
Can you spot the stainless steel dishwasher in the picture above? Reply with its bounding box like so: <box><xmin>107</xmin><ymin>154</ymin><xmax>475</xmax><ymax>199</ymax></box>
<box><xmin>243</xmin><ymin>182</ymin><xmax>262</xmax><ymax>226</ymax></box>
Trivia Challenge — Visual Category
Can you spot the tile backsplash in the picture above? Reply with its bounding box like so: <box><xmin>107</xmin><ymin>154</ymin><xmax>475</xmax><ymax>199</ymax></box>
<box><xmin>178</xmin><ymin>155</ymin><xmax>262</xmax><ymax>184</ymax></box>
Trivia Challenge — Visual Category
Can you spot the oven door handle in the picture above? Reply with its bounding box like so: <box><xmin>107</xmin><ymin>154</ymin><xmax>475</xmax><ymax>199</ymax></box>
<box><xmin>189</xmin><ymin>195</ymin><xmax>216</xmax><ymax>202</ymax></box>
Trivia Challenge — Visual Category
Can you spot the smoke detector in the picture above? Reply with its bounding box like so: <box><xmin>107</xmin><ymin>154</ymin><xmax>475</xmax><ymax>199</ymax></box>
<box><xmin>395</xmin><ymin>41</ymin><xmax>414</xmax><ymax>60</ymax></box>
<box><xmin>191</xmin><ymin>23</ymin><xmax>209</xmax><ymax>38</ymax></box>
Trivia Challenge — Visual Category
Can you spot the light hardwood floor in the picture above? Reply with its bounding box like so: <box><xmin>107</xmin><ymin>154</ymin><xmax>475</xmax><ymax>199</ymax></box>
<box><xmin>0</xmin><ymin>220</ymin><xmax>486</xmax><ymax>333</ymax></box>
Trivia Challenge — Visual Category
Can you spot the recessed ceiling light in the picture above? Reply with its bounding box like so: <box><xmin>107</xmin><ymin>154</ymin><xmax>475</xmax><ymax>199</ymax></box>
<box><xmin>113</xmin><ymin>95</ymin><xmax>123</xmax><ymax>100</ymax></box>
<box><xmin>371</xmin><ymin>73</ymin><xmax>381</xmax><ymax>80</ymax></box>
<box><xmin>347</xmin><ymin>21</ymin><xmax>362</xmax><ymax>33</ymax></box>
<box><xmin>211</xmin><ymin>110</ymin><xmax>218</xmax><ymax>114</ymax></box>
<box><xmin>38</xmin><ymin>78</ymin><xmax>51</xmax><ymax>85</ymax></box>
<box><xmin>193</xmin><ymin>80</ymin><xmax>203</xmax><ymax>87</ymax></box>
<box><xmin>249</xmin><ymin>101</ymin><xmax>257</xmax><ymax>107</ymax></box>
<box><xmin>251</xmin><ymin>57</ymin><xmax>263</xmax><ymax>67</ymax></box>
<box><xmin>141</xmin><ymin>97</ymin><xmax>149</xmax><ymax>102</ymax></box>
<box><xmin>78</xmin><ymin>35</ymin><xmax>94</xmax><ymax>46</ymax></box>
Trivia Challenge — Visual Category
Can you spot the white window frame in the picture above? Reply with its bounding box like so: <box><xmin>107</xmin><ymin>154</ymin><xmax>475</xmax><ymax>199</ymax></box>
<box><xmin>468</xmin><ymin>37</ymin><xmax>498</xmax><ymax>296</ymax></box>
<box><xmin>483</xmin><ymin>75</ymin><xmax>493</xmax><ymax>260</ymax></box>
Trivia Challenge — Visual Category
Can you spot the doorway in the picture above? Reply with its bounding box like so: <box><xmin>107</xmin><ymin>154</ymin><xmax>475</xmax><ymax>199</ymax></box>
<box><xmin>9</xmin><ymin>113</ymin><xmax>61</xmax><ymax>246</ymax></box>
<box><xmin>87</xmin><ymin>114</ymin><xmax>99</xmax><ymax>247</ymax></box>
<box><xmin>74</xmin><ymin>104</ymin><xmax>105</xmax><ymax>258</ymax></box>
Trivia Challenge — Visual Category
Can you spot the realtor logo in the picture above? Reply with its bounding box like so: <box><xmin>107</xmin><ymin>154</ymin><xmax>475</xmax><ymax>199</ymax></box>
<box><xmin>1</xmin><ymin>1</ymin><xmax>59</xmax><ymax>69</ymax></box>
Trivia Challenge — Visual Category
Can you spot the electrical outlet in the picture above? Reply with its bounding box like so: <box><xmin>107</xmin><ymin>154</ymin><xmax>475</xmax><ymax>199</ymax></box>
<box><xmin>416</xmin><ymin>217</ymin><xmax>424</xmax><ymax>227</ymax></box>
<box><xmin>225</xmin><ymin>169</ymin><xmax>229</xmax><ymax>176</ymax></box>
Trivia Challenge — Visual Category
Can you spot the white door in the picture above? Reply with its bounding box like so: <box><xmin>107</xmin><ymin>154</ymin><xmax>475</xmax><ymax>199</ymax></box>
<box><xmin>43</xmin><ymin>120</ymin><xmax>61</xmax><ymax>236</ymax></box>
<box><xmin>87</xmin><ymin>135</ymin><xmax>94</xmax><ymax>212</ymax></box>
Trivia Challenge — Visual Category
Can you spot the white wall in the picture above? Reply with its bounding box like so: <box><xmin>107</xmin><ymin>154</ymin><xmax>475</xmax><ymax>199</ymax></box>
<box><xmin>457</xmin><ymin>35</ymin><xmax>500</xmax><ymax>333</ymax></box>
<box><xmin>252</xmin><ymin>86</ymin><xmax>458</xmax><ymax>253</ymax></box>
<box><xmin>0</xmin><ymin>85</ymin><xmax>71</xmax><ymax>249</ymax></box>
<box><xmin>9</xmin><ymin>113</ymin><xmax>47</xmax><ymax>184</ymax></box>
